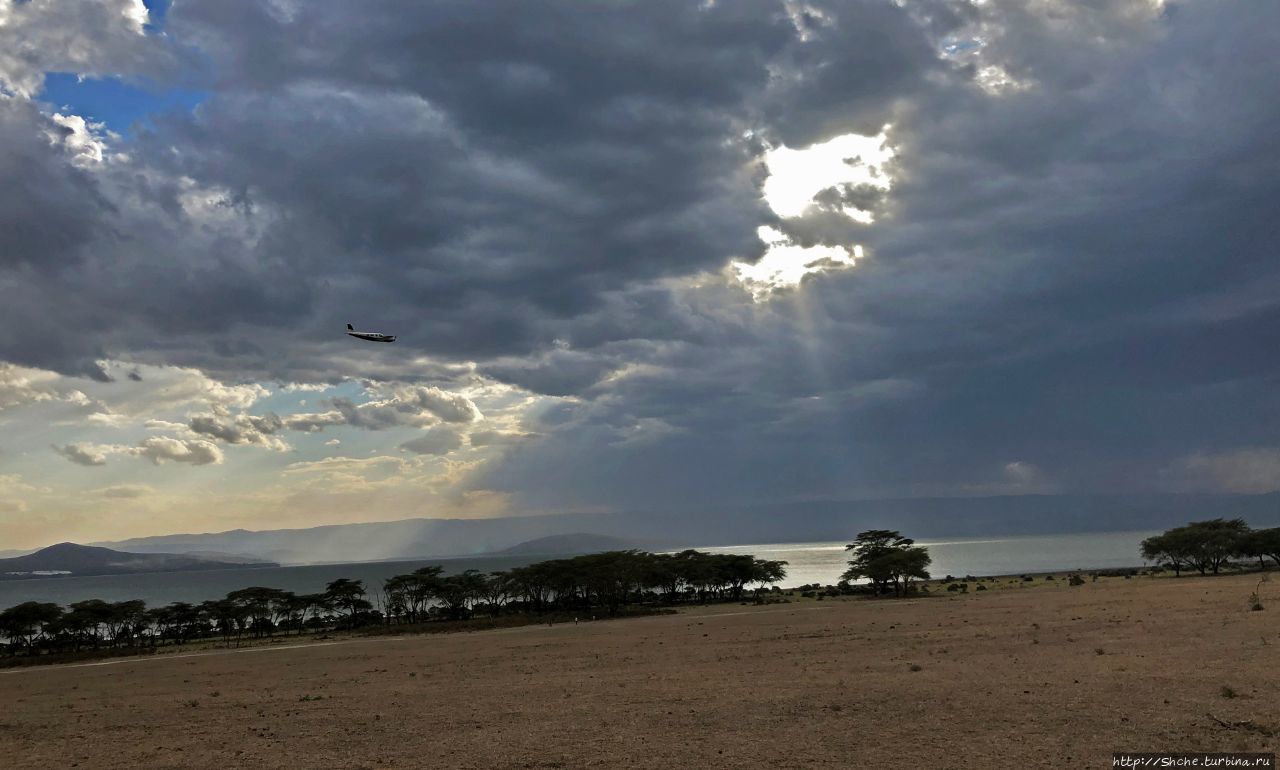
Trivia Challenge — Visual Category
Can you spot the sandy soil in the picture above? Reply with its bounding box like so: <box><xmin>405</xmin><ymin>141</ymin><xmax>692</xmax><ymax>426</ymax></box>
<box><xmin>2</xmin><ymin>573</ymin><xmax>1277</xmax><ymax>769</ymax></box>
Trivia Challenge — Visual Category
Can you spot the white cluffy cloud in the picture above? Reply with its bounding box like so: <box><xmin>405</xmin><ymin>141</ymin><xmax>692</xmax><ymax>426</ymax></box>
<box><xmin>287</xmin><ymin>385</ymin><xmax>482</xmax><ymax>433</ymax></box>
<box><xmin>53</xmin><ymin>437</ymin><xmax>224</xmax><ymax>466</ymax></box>
<box><xmin>0</xmin><ymin>0</ymin><xmax>160</xmax><ymax>98</ymax></box>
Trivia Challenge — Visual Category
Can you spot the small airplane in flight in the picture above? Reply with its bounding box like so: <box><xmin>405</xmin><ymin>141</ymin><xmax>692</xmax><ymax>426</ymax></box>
<box><xmin>346</xmin><ymin>323</ymin><xmax>396</xmax><ymax>343</ymax></box>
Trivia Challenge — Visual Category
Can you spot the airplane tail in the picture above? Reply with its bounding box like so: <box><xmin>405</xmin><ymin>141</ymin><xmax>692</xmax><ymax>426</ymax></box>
<box><xmin>347</xmin><ymin>323</ymin><xmax>354</xmax><ymax>331</ymax></box>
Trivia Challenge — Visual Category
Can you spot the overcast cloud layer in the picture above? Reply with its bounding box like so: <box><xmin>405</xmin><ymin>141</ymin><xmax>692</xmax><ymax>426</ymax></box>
<box><xmin>1</xmin><ymin>0</ymin><xmax>1278</xmax><ymax>548</ymax></box>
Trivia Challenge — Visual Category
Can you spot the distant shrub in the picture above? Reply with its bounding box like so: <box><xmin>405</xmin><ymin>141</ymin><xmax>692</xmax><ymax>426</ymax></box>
<box><xmin>1094</xmin><ymin>647</ymin><xmax>1105</xmax><ymax>656</ymax></box>
<box><xmin>1220</xmin><ymin>685</ymin><xmax>1238</xmax><ymax>699</ymax></box>
<box><xmin>1021</xmin><ymin>575</ymin><xmax>1034</xmax><ymax>582</ymax></box>
<box><xmin>800</xmin><ymin>591</ymin><xmax>815</xmax><ymax>598</ymax></box>
<box><xmin>942</xmin><ymin>575</ymin><xmax>955</xmax><ymax>584</ymax></box>
<box><xmin>1044</xmin><ymin>575</ymin><xmax>1055</xmax><ymax>581</ymax></box>
<box><xmin>909</xmin><ymin>664</ymin><xmax>923</xmax><ymax>672</ymax></box>
<box><xmin>975</xmin><ymin>584</ymin><xmax>988</xmax><ymax>591</ymax></box>
<box><xmin>1069</xmin><ymin>575</ymin><xmax>1086</xmax><ymax>587</ymax></box>
<box><xmin>1249</xmin><ymin>592</ymin><xmax>1264</xmax><ymax>612</ymax></box>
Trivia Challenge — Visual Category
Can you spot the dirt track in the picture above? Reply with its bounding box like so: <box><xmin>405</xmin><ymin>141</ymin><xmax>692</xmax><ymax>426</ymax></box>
<box><xmin>3</xmin><ymin>573</ymin><xmax>1277</xmax><ymax>769</ymax></box>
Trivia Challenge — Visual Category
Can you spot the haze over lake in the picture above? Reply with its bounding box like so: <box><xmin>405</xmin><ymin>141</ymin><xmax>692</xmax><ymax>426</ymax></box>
<box><xmin>0</xmin><ymin>530</ymin><xmax>1159</xmax><ymax>608</ymax></box>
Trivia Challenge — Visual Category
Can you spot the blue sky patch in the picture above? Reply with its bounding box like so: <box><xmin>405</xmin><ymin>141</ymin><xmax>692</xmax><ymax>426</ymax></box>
<box><xmin>141</xmin><ymin>0</ymin><xmax>172</xmax><ymax>31</ymax></box>
<box><xmin>40</xmin><ymin>72</ymin><xmax>206</xmax><ymax>135</ymax></box>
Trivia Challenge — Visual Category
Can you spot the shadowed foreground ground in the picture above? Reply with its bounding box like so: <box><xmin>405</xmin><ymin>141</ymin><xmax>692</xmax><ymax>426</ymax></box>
<box><xmin>3</xmin><ymin>573</ymin><xmax>1277</xmax><ymax>769</ymax></box>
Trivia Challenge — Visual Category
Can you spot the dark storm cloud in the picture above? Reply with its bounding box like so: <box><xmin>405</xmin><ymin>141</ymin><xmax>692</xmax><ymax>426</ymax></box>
<box><xmin>473</xmin><ymin>0</ymin><xmax>1280</xmax><ymax>507</ymax></box>
<box><xmin>0</xmin><ymin>100</ymin><xmax>105</xmax><ymax>270</ymax></box>
<box><xmin>4</xmin><ymin>0</ymin><xmax>951</xmax><ymax>384</ymax></box>
<box><xmin>131</xmin><ymin>0</ymin><xmax>949</xmax><ymax>363</ymax></box>
<box><xmin>4</xmin><ymin>0</ymin><xmax>1279</xmax><ymax>511</ymax></box>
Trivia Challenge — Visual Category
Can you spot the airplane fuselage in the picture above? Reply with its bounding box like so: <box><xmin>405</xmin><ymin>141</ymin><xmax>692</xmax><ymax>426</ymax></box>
<box><xmin>347</xmin><ymin>331</ymin><xmax>396</xmax><ymax>343</ymax></box>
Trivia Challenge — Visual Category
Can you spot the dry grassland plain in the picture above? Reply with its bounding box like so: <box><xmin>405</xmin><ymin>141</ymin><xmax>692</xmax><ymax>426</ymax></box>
<box><xmin>2</xmin><ymin>573</ymin><xmax>1277</xmax><ymax>769</ymax></box>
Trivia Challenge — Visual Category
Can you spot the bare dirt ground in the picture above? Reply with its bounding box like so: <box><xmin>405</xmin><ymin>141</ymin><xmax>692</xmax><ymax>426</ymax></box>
<box><xmin>2</xmin><ymin>573</ymin><xmax>1277</xmax><ymax>769</ymax></box>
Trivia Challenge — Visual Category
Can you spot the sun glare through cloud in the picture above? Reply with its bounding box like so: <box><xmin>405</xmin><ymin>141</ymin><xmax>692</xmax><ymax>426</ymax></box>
<box><xmin>733</xmin><ymin>129</ymin><xmax>892</xmax><ymax>299</ymax></box>
<box><xmin>760</xmin><ymin>129</ymin><xmax>894</xmax><ymax>219</ymax></box>
<box><xmin>733</xmin><ymin>226</ymin><xmax>862</xmax><ymax>300</ymax></box>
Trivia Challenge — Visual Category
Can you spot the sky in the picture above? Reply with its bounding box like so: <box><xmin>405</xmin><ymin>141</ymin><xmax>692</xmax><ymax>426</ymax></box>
<box><xmin>2</xmin><ymin>0</ymin><xmax>1279</xmax><ymax>550</ymax></box>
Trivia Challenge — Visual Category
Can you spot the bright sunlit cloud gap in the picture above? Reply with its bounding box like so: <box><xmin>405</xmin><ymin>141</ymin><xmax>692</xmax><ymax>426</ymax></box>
<box><xmin>733</xmin><ymin>129</ymin><xmax>892</xmax><ymax>299</ymax></box>
<box><xmin>760</xmin><ymin>129</ymin><xmax>894</xmax><ymax>220</ymax></box>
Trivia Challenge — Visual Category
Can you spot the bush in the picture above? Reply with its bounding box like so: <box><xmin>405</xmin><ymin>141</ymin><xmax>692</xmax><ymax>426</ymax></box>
<box><xmin>975</xmin><ymin>584</ymin><xmax>987</xmax><ymax>591</ymax></box>
<box><xmin>1069</xmin><ymin>575</ymin><xmax>1086</xmax><ymax>586</ymax></box>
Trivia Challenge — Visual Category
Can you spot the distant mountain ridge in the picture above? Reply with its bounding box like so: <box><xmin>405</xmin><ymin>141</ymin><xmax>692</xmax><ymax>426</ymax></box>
<box><xmin>0</xmin><ymin>543</ymin><xmax>277</xmax><ymax>580</ymax></box>
<box><xmin>80</xmin><ymin>492</ymin><xmax>1280</xmax><ymax>566</ymax></box>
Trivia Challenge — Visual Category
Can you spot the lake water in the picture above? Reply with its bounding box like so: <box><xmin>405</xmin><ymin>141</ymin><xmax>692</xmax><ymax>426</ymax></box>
<box><xmin>0</xmin><ymin>530</ymin><xmax>1160</xmax><ymax>609</ymax></box>
<box><xmin>694</xmin><ymin>530</ymin><xmax>1161</xmax><ymax>588</ymax></box>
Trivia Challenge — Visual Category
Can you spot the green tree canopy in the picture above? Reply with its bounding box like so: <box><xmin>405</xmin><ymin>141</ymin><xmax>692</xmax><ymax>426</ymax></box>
<box><xmin>842</xmin><ymin>530</ymin><xmax>931</xmax><ymax>596</ymax></box>
<box><xmin>1142</xmin><ymin>519</ymin><xmax>1251</xmax><ymax>576</ymax></box>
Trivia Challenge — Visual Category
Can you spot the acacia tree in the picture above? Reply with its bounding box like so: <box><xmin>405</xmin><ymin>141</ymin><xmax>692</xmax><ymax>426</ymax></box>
<box><xmin>1141</xmin><ymin>531</ymin><xmax>1193</xmax><ymax>576</ymax></box>
<box><xmin>1242</xmin><ymin>527</ymin><xmax>1280</xmax><ymax>570</ymax></box>
<box><xmin>1188</xmin><ymin>519</ymin><xmax>1250</xmax><ymax>575</ymax></box>
<box><xmin>1144</xmin><ymin>519</ymin><xmax>1250</xmax><ymax>576</ymax></box>
<box><xmin>642</xmin><ymin>553</ymin><xmax>684</xmax><ymax>603</ymax></box>
<box><xmin>434</xmin><ymin>570</ymin><xmax>487</xmax><ymax>619</ymax></box>
<box><xmin>226</xmin><ymin>587</ymin><xmax>294</xmax><ymax>637</ymax></box>
<box><xmin>384</xmin><ymin>566</ymin><xmax>443</xmax><ymax>624</ymax></box>
<box><xmin>842</xmin><ymin>530</ymin><xmax>931</xmax><ymax>596</ymax></box>
<box><xmin>508</xmin><ymin>562</ymin><xmax>553</xmax><ymax>611</ymax></box>
<box><xmin>0</xmin><ymin>602</ymin><xmax>62</xmax><ymax>652</ymax></box>
<box><xmin>749</xmin><ymin>558</ymin><xmax>788</xmax><ymax>594</ymax></box>
<box><xmin>480</xmin><ymin>571</ymin><xmax>514</xmax><ymax>616</ymax></box>
<box><xmin>325</xmin><ymin>578</ymin><xmax>368</xmax><ymax>625</ymax></box>
<box><xmin>64</xmin><ymin>599</ymin><xmax>113</xmax><ymax>649</ymax></box>
<box><xmin>296</xmin><ymin>593</ymin><xmax>332</xmax><ymax>633</ymax></box>
<box><xmin>107</xmin><ymin>600</ymin><xmax>147</xmax><ymax>646</ymax></box>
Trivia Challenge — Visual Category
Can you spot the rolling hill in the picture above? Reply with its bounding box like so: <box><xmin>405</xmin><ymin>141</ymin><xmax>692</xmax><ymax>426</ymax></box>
<box><xmin>0</xmin><ymin>543</ymin><xmax>277</xmax><ymax>579</ymax></box>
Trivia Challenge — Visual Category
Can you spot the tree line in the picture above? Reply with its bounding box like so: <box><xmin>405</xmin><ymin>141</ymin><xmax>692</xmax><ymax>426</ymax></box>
<box><xmin>0</xmin><ymin>549</ymin><xmax>787</xmax><ymax>658</ymax></box>
<box><xmin>1140</xmin><ymin>519</ymin><xmax>1280</xmax><ymax>576</ymax></box>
